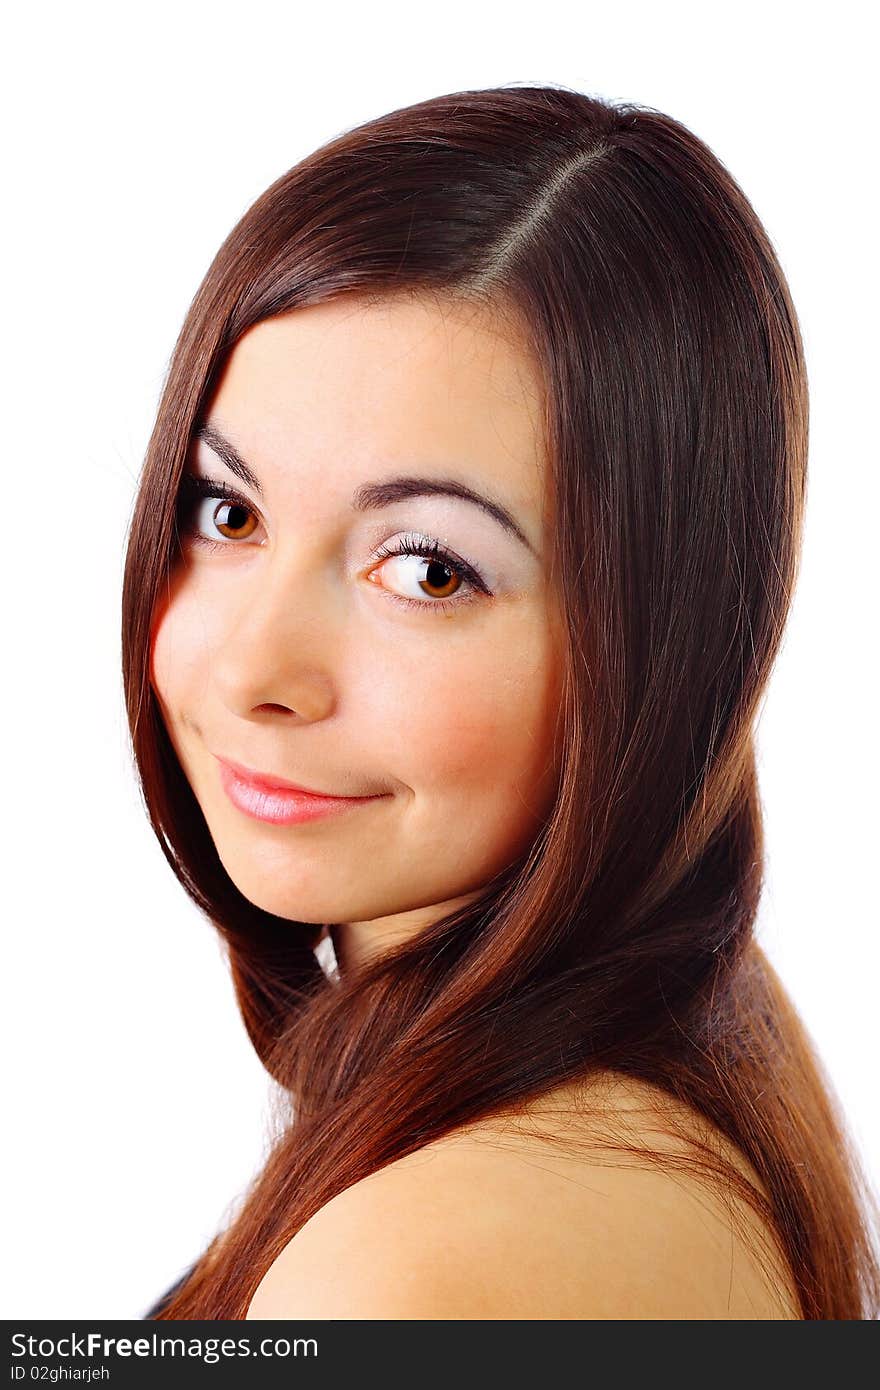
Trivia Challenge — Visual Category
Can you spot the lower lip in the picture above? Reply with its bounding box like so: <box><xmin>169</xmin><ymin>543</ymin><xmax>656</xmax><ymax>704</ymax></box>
<box><xmin>218</xmin><ymin>761</ymin><xmax>385</xmax><ymax>825</ymax></box>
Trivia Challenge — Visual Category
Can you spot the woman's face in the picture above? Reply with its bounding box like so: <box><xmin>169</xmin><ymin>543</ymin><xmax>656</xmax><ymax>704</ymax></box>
<box><xmin>150</xmin><ymin>293</ymin><xmax>565</xmax><ymax>968</ymax></box>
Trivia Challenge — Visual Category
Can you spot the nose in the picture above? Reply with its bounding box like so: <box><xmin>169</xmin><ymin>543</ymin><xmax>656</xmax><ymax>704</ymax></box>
<box><xmin>208</xmin><ymin>549</ymin><xmax>337</xmax><ymax>724</ymax></box>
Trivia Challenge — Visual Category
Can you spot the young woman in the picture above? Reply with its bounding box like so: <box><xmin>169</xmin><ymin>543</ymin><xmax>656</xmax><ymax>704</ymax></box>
<box><xmin>129</xmin><ymin>83</ymin><xmax>879</xmax><ymax>1320</ymax></box>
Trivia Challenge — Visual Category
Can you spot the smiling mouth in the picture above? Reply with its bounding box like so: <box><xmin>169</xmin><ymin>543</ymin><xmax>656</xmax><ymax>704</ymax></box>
<box><xmin>216</xmin><ymin>757</ymin><xmax>388</xmax><ymax>825</ymax></box>
<box><xmin>215</xmin><ymin>754</ymin><xmax>383</xmax><ymax>800</ymax></box>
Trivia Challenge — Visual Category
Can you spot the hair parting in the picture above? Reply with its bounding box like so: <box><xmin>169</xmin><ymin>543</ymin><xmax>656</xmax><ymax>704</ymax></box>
<box><xmin>124</xmin><ymin>82</ymin><xmax>879</xmax><ymax>1319</ymax></box>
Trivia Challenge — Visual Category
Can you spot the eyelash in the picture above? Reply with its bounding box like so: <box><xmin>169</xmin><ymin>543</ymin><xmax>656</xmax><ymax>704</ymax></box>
<box><xmin>174</xmin><ymin>474</ymin><xmax>491</xmax><ymax>616</ymax></box>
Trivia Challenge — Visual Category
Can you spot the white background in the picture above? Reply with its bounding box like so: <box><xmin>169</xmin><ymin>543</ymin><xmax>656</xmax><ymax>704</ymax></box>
<box><xmin>3</xmin><ymin>0</ymin><xmax>877</xmax><ymax>1319</ymax></box>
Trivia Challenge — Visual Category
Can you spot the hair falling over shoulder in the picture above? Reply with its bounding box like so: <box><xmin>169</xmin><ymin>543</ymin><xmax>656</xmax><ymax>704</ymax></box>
<box><xmin>122</xmin><ymin>82</ymin><xmax>880</xmax><ymax>1319</ymax></box>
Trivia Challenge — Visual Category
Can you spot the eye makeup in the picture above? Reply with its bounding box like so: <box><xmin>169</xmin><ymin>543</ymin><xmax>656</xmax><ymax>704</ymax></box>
<box><xmin>174</xmin><ymin>472</ymin><xmax>493</xmax><ymax>618</ymax></box>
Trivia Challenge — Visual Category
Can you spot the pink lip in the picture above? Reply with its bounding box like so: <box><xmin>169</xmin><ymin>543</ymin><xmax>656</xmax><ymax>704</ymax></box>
<box><xmin>216</xmin><ymin>756</ymin><xmax>385</xmax><ymax>825</ymax></box>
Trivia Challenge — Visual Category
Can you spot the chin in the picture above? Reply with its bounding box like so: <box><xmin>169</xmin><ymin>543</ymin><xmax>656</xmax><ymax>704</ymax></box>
<box><xmin>213</xmin><ymin>850</ymin><xmax>384</xmax><ymax>926</ymax></box>
<box><xmin>206</xmin><ymin>842</ymin><xmax>321</xmax><ymax>922</ymax></box>
<box><xmin>240</xmin><ymin>881</ymin><xmax>329</xmax><ymax>924</ymax></box>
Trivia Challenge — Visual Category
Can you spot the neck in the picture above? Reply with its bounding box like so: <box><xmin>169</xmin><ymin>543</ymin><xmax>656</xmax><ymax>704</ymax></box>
<box><xmin>324</xmin><ymin>892</ymin><xmax>485</xmax><ymax>974</ymax></box>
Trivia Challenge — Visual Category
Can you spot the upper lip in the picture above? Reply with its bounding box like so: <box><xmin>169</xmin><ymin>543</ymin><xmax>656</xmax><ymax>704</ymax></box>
<box><xmin>216</xmin><ymin>754</ymin><xmax>380</xmax><ymax>799</ymax></box>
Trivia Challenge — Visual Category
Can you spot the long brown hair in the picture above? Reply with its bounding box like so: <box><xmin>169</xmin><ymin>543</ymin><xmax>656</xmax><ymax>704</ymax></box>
<box><xmin>123</xmin><ymin>83</ymin><xmax>879</xmax><ymax>1319</ymax></box>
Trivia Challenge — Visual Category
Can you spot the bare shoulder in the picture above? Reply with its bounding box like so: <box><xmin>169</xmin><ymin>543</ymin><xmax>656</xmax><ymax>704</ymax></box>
<box><xmin>246</xmin><ymin>1072</ymin><xmax>801</xmax><ymax>1320</ymax></box>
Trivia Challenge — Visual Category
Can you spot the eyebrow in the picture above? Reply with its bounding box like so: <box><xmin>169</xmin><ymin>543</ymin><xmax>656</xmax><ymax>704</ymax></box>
<box><xmin>193</xmin><ymin>423</ymin><xmax>537</xmax><ymax>554</ymax></box>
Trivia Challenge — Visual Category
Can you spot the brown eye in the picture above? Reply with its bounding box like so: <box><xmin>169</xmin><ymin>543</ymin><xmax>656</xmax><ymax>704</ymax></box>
<box><xmin>175</xmin><ymin>475</ymin><xmax>262</xmax><ymax>549</ymax></box>
<box><xmin>375</xmin><ymin>551</ymin><xmax>463</xmax><ymax>601</ymax></box>
<box><xmin>209</xmin><ymin>499</ymin><xmax>258</xmax><ymax>542</ymax></box>
<box><xmin>366</xmin><ymin>531</ymin><xmax>490</xmax><ymax>616</ymax></box>
<box><xmin>416</xmin><ymin>558</ymin><xmax>462</xmax><ymax>600</ymax></box>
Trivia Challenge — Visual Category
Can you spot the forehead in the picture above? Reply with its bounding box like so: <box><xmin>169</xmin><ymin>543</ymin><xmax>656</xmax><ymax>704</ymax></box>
<box><xmin>205</xmin><ymin>292</ymin><xmax>548</xmax><ymax>520</ymax></box>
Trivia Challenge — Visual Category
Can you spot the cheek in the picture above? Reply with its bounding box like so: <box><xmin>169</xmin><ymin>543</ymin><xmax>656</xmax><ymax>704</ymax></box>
<box><xmin>148</xmin><ymin>574</ymin><xmax>209</xmax><ymax>735</ymax></box>
<box><xmin>388</xmin><ymin>610</ymin><xmax>562</xmax><ymax>810</ymax></box>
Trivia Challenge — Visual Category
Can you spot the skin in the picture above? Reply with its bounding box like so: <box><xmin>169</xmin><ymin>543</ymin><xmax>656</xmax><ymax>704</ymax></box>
<box><xmin>150</xmin><ymin>291</ymin><xmax>566</xmax><ymax>973</ymax></box>
<box><xmin>149</xmin><ymin>292</ymin><xmax>801</xmax><ymax>1318</ymax></box>
<box><xmin>245</xmin><ymin>1073</ymin><xmax>802</xmax><ymax>1318</ymax></box>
